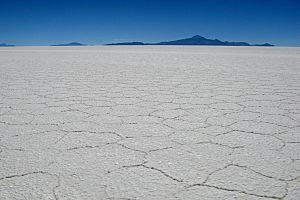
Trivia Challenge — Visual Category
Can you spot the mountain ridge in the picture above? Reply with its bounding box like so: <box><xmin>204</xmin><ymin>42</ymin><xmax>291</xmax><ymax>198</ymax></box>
<box><xmin>0</xmin><ymin>43</ymin><xmax>15</xmax><ymax>47</ymax></box>
<box><xmin>107</xmin><ymin>35</ymin><xmax>274</xmax><ymax>46</ymax></box>
<box><xmin>52</xmin><ymin>42</ymin><xmax>86</xmax><ymax>46</ymax></box>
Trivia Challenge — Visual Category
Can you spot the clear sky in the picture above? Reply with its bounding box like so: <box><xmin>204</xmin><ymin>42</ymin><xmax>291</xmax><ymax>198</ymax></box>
<box><xmin>1</xmin><ymin>0</ymin><xmax>299</xmax><ymax>46</ymax></box>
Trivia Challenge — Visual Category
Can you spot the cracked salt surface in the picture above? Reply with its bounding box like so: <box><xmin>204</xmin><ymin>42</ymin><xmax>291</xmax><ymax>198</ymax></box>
<box><xmin>0</xmin><ymin>46</ymin><xmax>300</xmax><ymax>199</ymax></box>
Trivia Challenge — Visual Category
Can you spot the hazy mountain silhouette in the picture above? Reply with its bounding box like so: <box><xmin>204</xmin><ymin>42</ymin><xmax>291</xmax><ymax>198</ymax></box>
<box><xmin>107</xmin><ymin>42</ymin><xmax>145</xmax><ymax>45</ymax></box>
<box><xmin>107</xmin><ymin>35</ymin><xmax>274</xmax><ymax>46</ymax></box>
<box><xmin>52</xmin><ymin>42</ymin><xmax>86</xmax><ymax>46</ymax></box>
<box><xmin>0</xmin><ymin>43</ymin><xmax>15</xmax><ymax>47</ymax></box>
<box><xmin>253</xmin><ymin>43</ymin><xmax>274</xmax><ymax>47</ymax></box>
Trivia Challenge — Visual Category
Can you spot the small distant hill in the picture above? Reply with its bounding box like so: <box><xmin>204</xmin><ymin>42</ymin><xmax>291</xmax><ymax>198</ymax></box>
<box><xmin>0</xmin><ymin>43</ymin><xmax>15</xmax><ymax>47</ymax></box>
<box><xmin>107</xmin><ymin>42</ymin><xmax>145</xmax><ymax>45</ymax></box>
<box><xmin>254</xmin><ymin>43</ymin><xmax>274</xmax><ymax>47</ymax></box>
<box><xmin>52</xmin><ymin>42</ymin><xmax>86</xmax><ymax>46</ymax></box>
<box><xmin>107</xmin><ymin>35</ymin><xmax>274</xmax><ymax>47</ymax></box>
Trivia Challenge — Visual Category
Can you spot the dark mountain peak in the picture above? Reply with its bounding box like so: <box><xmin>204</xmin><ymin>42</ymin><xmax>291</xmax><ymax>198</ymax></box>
<box><xmin>52</xmin><ymin>42</ymin><xmax>86</xmax><ymax>46</ymax></box>
<box><xmin>191</xmin><ymin>35</ymin><xmax>205</xmax><ymax>39</ymax></box>
<box><xmin>68</xmin><ymin>42</ymin><xmax>84</xmax><ymax>46</ymax></box>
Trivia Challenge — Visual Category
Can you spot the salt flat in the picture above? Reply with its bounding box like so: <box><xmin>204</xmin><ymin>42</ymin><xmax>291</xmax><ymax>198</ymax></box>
<box><xmin>0</xmin><ymin>46</ymin><xmax>300</xmax><ymax>200</ymax></box>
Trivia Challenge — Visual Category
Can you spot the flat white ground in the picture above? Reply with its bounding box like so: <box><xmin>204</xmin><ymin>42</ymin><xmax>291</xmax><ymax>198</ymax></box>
<box><xmin>0</xmin><ymin>46</ymin><xmax>300</xmax><ymax>200</ymax></box>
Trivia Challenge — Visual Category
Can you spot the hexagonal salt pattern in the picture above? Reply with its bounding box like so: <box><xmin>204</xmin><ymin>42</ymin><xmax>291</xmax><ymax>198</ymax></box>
<box><xmin>0</xmin><ymin>46</ymin><xmax>300</xmax><ymax>200</ymax></box>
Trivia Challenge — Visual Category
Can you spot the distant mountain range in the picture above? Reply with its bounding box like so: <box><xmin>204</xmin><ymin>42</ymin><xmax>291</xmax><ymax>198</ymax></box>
<box><xmin>1</xmin><ymin>36</ymin><xmax>274</xmax><ymax>47</ymax></box>
<box><xmin>0</xmin><ymin>43</ymin><xmax>15</xmax><ymax>47</ymax></box>
<box><xmin>52</xmin><ymin>42</ymin><xmax>86</xmax><ymax>46</ymax></box>
<box><xmin>107</xmin><ymin>35</ymin><xmax>274</xmax><ymax>46</ymax></box>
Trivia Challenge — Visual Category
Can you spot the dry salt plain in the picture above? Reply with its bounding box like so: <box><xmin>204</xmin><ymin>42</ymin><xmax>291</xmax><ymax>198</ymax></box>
<box><xmin>0</xmin><ymin>46</ymin><xmax>300</xmax><ymax>200</ymax></box>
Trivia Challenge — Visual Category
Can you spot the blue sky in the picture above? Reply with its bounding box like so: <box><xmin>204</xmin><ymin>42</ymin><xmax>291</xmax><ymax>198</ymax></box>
<box><xmin>0</xmin><ymin>0</ymin><xmax>299</xmax><ymax>46</ymax></box>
